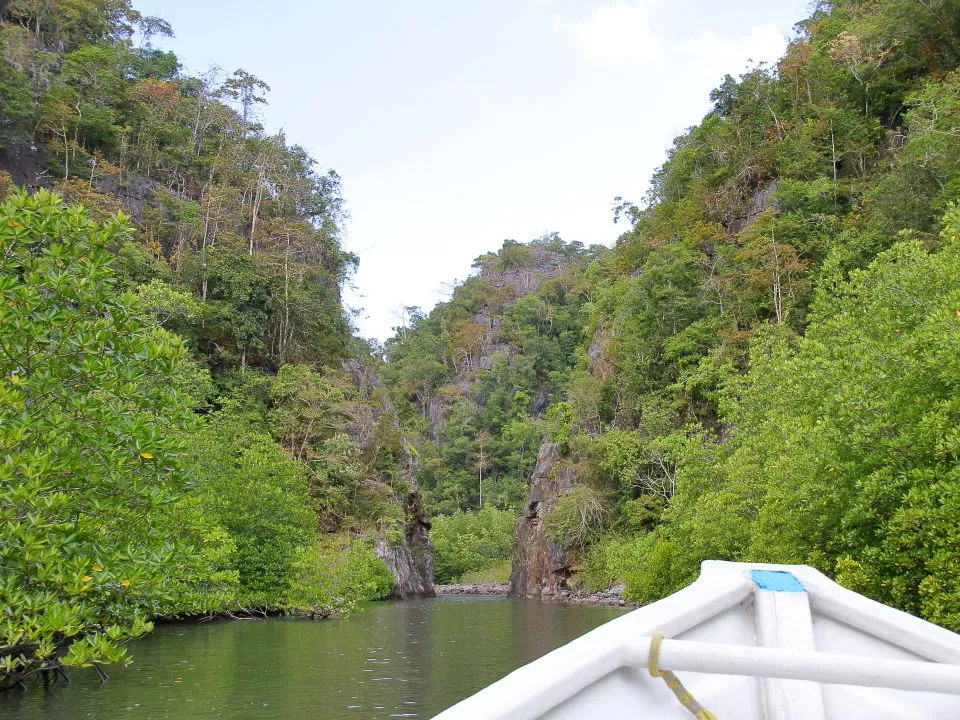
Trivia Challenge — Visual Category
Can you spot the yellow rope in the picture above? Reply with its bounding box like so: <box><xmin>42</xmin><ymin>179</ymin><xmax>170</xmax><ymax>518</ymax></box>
<box><xmin>647</xmin><ymin>632</ymin><xmax>719</xmax><ymax>720</ymax></box>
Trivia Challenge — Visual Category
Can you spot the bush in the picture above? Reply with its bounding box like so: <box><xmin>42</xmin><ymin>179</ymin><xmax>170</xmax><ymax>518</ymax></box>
<box><xmin>183</xmin><ymin>402</ymin><xmax>318</xmax><ymax>610</ymax></box>
<box><xmin>580</xmin><ymin>533</ymin><xmax>652</xmax><ymax>591</ymax></box>
<box><xmin>0</xmin><ymin>191</ymin><xmax>218</xmax><ymax>686</ymax></box>
<box><xmin>543</xmin><ymin>485</ymin><xmax>607</xmax><ymax>549</ymax></box>
<box><xmin>431</xmin><ymin>508</ymin><xmax>516</xmax><ymax>583</ymax></box>
<box><xmin>459</xmin><ymin>559</ymin><xmax>513</xmax><ymax>584</ymax></box>
<box><xmin>289</xmin><ymin>537</ymin><xmax>394</xmax><ymax>616</ymax></box>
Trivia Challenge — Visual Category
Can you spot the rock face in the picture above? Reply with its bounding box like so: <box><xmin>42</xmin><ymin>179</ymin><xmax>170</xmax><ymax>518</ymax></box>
<box><xmin>437</xmin><ymin>250</ymin><xmax>570</xmax><ymax>410</ymax></box>
<box><xmin>340</xmin><ymin>360</ymin><xmax>436</xmax><ymax>599</ymax></box>
<box><xmin>377</xmin><ymin>440</ymin><xmax>436</xmax><ymax>599</ymax></box>
<box><xmin>509</xmin><ymin>441</ymin><xmax>576</xmax><ymax>599</ymax></box>
<box><xmin>587</xmin><ymin>326</ymin><xmax>613</xmax><ymax>381</ymax></box>
<box><xmin>94</xmin><ymin>172</ymin><xmax>163</xmax><ymax>224</ymax></box>
<box><xmin>727</xmin><ymin>178</ymin><xmax>779</xmax><ymax>233</ymax></box>
<box><xmin>484</xmin><ymin>248</ymin><xmax>566</xmax><ymax>296</ymax></box>
<box><xmin>0</xmin><ymin>142</ymin><xmax>50</xmax><ymax>191</ymax></box>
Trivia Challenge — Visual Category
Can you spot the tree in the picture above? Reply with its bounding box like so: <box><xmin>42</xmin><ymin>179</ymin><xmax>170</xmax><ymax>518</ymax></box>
<box><xmin>183</xmin><ymin>401</ymin><xmax>318</xmax><ymax>609</ymax></box>
<box><xmin>133</xmin><ymin>13</ymin><xmax>173</xmax><ymax>48</ymax></box>
<box><xmin>544</xmin><ymin>485</ymin><xmax>607</xmax><ymax>550</ymax></box>
<box><xmin>0</xmin><ymin>190</ymin><xmax>218</xmax><ymax>687</ymax></box>
<box><xmin>474</xmin><ymin>430</ymin><xmax>491</xmax><ymax>506</ymax></box>
<box><xmin>220</xmin><ymin>68</ymin><xmax>270</xmax><ymax>125</ymax></box>
<box><xmin>624</xmin><ymin>212</ymin><xmax>960</xmax><ymax>625</ymax></box>
<box><xmin>0</xmin><ymin>64</ymin><xmax>33</xmax><ymax>150</ymax></box>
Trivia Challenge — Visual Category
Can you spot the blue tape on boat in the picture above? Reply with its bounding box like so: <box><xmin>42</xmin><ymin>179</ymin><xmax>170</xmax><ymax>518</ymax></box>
<box><xmin>750</xmin><ymin>570</ymin><xmax>805</xmax><ymax>592</ymax></box>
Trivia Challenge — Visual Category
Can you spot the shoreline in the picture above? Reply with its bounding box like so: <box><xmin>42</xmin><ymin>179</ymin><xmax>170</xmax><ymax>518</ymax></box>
<box><xmin>434</xmin><ymin>582</ymin><xmax>638</xmax><ymax>608</ymax></box>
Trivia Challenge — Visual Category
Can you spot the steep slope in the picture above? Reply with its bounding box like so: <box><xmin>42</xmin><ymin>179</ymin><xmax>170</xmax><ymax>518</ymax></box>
<box><xmin>566</xmin><ymin>0</ymin><xmax>960</xmax><ymax>626</ymax></box>
<box><xmin>384</xmin><ymin>235</ymin><xmax>600</xmax><ymax>516</ymax></box>
<box><xmin>340</xmin><ymin>360</ymin><xmax>435</xmax><ymax>598</ymax></box>
<box><xmin>0</xmin><ymin>0</ymin><xmax>435</xmax><ymax>615</ymax></box>
<box><xmin>508</xmin><ymin>441</ymin><xmax>576</xmax><ymax>599</ymax></box>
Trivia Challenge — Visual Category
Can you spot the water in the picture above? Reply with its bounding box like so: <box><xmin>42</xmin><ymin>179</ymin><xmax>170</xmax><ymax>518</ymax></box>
<box><xmin>1</xmin><ymin>596</ymin><xmax>628</xmax><ymax>719</ymax></box>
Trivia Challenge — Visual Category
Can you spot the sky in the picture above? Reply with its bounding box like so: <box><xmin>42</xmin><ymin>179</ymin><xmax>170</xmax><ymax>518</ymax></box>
<box><xmin>136</xmin><ymin>0</ymin><xmax>813</xmax><ymax>341</ymax></box>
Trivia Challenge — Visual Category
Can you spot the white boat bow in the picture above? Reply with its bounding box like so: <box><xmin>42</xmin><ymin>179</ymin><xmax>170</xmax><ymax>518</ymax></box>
<box><xmin>432</xmin><ymin>561</ymin><xmax>960</xmax><ymax>720</ymax></box>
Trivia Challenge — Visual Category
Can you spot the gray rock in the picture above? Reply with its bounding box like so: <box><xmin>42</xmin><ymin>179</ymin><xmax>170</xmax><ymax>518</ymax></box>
<box><xmin>376</xmin><ymin>438</ymin><xmax>436</xmax><ymax>600</ymax></box>
<box><xmin>0</xmin><ymin>142</ymin><xmax>51</xmax><ymax>191</ymax></box>
<box><xmin>340</xmin><ymin>360</ymin><xmax>436</xmax><ymax>599</ymax></box>
<box><xmin>508</xmin><ymin>440</ymin><xmax>576</xmax><ymax>599</ymax></box>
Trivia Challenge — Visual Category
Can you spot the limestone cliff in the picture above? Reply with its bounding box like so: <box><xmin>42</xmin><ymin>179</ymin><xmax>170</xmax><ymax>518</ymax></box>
<box><xmin>377</xmin><ymin>438</ymin><xmax>436</xmax><ymax>599</ymax></box>
<box><xmin>341</xmin><ymin>360</ymin><xmax>435</xmax><ymax>599</ymax></box>
<box><xmin>425</xmin><ymin>248</ymin><xmax>572</xmax><ymax>438</ymax></box>
<box><xmin>482</xmin><ymin>248</ymin><xmax>567</xmax><ymax>296</ymax></box>
<box><xmin>509</xmin><ymin>440</ymin><xmax>576</xmax><ymax>598</ymax></box>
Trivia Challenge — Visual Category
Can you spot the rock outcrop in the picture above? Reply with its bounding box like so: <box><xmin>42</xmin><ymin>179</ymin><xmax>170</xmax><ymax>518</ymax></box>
<box><xmin>509</xmin><ymin>440</ymin><xmax>576</xmax><ymax>599</ymax></box>
<box><xmin>483</xmin><ymin>248</ymin><xmax>566</xmax><ymax>296</ymax></box>
<box><xmin>341</xmin><ymin>360</ymin><xmax>436</xmax><ymax>599</ymax></box>
<box><xmin>726</xmin><ymin>178</ymin><xmax>779</xmax><ymax>233</ymax></box>
<box><xmin>0</xmin><ymin>142</ymin><xmax>50</xmax><ymax>191</ymax></box>
<box><xmin>377</xmin><ymin>439</ymin><xmax>436</xmax><ymax>599</ymax></box>
<box><xmin>433</xmin><ymin>249</ymin><xmax>571</xmax><ymax>417</ymax></box>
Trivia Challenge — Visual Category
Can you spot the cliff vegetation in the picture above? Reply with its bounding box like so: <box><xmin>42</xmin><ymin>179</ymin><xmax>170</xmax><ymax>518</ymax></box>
<box><xmin>385</xmin><ymin>0</ymin><xmax>960</xmax><ymax>622</ymax></box>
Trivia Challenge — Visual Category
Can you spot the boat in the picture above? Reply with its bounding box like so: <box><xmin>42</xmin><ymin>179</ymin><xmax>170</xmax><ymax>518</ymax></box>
<box><xmin>432</xmin><ymin>561</ymin><xmax>960</xmax><ymax>719</ymax></box>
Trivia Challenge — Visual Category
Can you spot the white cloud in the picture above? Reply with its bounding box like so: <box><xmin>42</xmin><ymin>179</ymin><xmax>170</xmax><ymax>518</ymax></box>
<box><xmin>682</xmin><ymin>25</ymin><xmax>788</xmax><ymax>76</ymax></box>
<box><xmin>562</xmin><ymin>2</ymin><xmax>661</xmax><ymax>67</ymax></box>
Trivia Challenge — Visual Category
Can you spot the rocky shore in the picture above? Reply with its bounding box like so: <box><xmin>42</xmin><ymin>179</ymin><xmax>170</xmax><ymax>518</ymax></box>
<box><xmin>544</xmin><ymin>586</ymin><xmax>638</xmax><ymax>608</ymax></box>
<box><xmin>435</xmin><ymin>582</ymin><xmax>637</xmax><ymax>608</ymax></box>
<box><xmin>435</xmin><ymin>581</ymin><xmax>510</xmax><ymax>596</ymax></box>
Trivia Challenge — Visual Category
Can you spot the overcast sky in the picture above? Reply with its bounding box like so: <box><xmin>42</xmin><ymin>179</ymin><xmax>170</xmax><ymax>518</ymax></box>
<box><xmin>137</xmin><ymin>0</ymin><xmax>812</xmax><ymax>341</ymax></box>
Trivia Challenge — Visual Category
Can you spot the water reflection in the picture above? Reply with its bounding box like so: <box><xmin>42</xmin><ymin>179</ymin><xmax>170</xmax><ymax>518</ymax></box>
<box><xmin>1</xmin><ymin>596</ymin><xmax>628</xmax><ymax>720</ymax></box>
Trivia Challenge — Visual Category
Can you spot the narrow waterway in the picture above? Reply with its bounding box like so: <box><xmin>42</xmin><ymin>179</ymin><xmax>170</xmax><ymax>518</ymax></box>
<box><xmin>1</xmin><ymin>596</ymin><xmax>629</xmax><ymax>719</ymax></box>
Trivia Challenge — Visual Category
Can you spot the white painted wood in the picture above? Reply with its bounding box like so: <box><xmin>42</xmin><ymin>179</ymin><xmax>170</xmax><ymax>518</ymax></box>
<box><xmin>806</xmin><ymin>581</ymin><xmax>960</xmax><ymax>664</ymax></box>
<box><xmin>431</xmin><ymin>573</ymin><xmax>757</xmax><ymax>720</ymax></box>
<box><xmin>643</xmin><ymin>637</ymin><xmax>960</xmax><ymax>695</ymax></box>
<box><xmin>432</xmin><ymin>562</ymin><xmax>960</xmax><ymax>720</ymax></box>
<box><xmin>754</xmin><ymin>589</ymin><xmax>827</xmax><ymax>720</ymax></box>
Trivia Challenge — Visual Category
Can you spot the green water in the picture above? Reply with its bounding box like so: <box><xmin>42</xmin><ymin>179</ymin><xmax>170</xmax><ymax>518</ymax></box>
<box><xmin>1</xmin><ymin>596</ymin><xmax>628</xmax><ymax>719</ymax></box>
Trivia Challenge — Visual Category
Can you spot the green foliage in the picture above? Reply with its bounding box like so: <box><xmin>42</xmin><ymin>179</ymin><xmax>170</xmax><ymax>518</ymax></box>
<box><xmin>459</xmin><ymin>558</ymin><xmax>512</xmax><ymax>585</ymax></box>
<box><xmin>0</xmin><ymin>0</ymin><xmax>419</xmax><ymax>687</ymax></box>
<box><xmin>543</xmin><ymin>402</ymin><xmax>576</xmax><ymax>449</ymax></box>
<box><xmin>431</xmin><ymin>509</ymin><xmax>516</xmax><ymax>584</ymax></box>
<box><xmin>288</xmin><ymin>537</ymin><xmax>394</xmax><ymax>616</ymax></box>
<box><xmin>580</xmin><ymin>533</ymin><xmax>656</xmax><ymax>592</ymax></box>
<box><xmin>385</xmin><ymin>235</ymin><xmax>593</xmax><ymax>515</ymax></box>
<box><xmin>543</xmin><ymin>485</ymin><xmax>607</xmax><ymax>550</ymax></box>
<box><xmin>135</xmin><ymin>278</ymin><xmax>202</xmax><ymax>334</ymax></box>
<box><xmin>0</xmin><ymin>190</ymin><xmax>224</xmax><ymax>686</ymax></box>
<box><xmin>495</xmin><ymin>241</ymin><xmax>535</xmax><ymax>270</ymax></box>
<box><xmin>182</xmin><ymin>377</ymin><xmax>406</xmax><ymax>614</ymax></box>
<box><xmin>864</xmin><ymin>70</ymin><xmax>960</xmax><ymax>239</ymax></box>
<box><xmin>623</xmin><ymin>218</ymin><xmax>960</xmax><ymax>626</ymax></box>
<box><xmin>267</xmin><ymin>363</ymin><xmax>408</xmax><ymax>530</ymax></box>
<box><xmin>2</xmin><ymin>0</ymin><xmax>353</xmax><ymax>375</ymax></box>
<box><xmin>184</xmin><ymin>404</ymin><xmax>317</xmax><ymax>609</ymax></box>
<box><xmin>0</xmin><ymin>62</ymin><xmax>32</xmax><ymax>148</ymax></box>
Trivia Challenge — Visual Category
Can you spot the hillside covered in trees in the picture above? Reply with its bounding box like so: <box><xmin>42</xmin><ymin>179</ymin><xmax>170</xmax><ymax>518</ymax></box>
<box><xmin>385</xmin><ymin>0</ymin><xmax>960</xmax><ymax>629</ymax></box>
<box><xmin>0</xmin><ymin>0</ymin><xmax>432</xmax><ymax>690</ymax></box>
